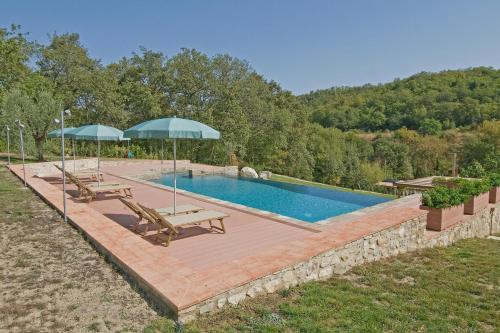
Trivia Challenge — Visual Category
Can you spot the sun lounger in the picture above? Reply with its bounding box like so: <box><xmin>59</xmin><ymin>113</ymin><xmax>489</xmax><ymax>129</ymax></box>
<box><xmin>81</xmin><ymin>182</ymin><xmax>133</xmax><ymax>202</ymax></box>
<box><xmin>54</xmin><ymin>164</ymin><xmax>104</xmax><ymax>182</ymax></box>
<box><xmin>55</xmin><ymin>166</ymin><xmax>123</xmax><ymax>197</ymax></box>
<box><xmin>138</xmin><ymin>203</ymin><xmax>228</xmax><ymax>246</ymax></box>
<box><xmin>155</xmin><ymin>204</ymin><xmax>204</xmax><ymax>216</ymax></box>
<box><xmin>119</xmin><ymin>198</ymin><xmax>203</xmax><ymax>235</ymax></box>
<box><xmin>67</xmin><ymin>174</ymin><xmax>132</xmax><ymax>202</ymax></box>
<box><xmin>119</xmin><ymin>198</ymin><xmax>157</xmax><ymax>235</ymax></box>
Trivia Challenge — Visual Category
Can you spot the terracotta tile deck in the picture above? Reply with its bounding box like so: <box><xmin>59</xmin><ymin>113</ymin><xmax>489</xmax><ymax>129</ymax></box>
<box><xmin>8</xmin><ymin>161</ymin><xmax>425</xmax><ymax>314</ymax></box>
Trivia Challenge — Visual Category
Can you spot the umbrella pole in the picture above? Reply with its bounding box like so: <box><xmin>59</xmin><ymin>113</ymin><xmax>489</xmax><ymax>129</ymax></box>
<box><xmin>73</xmin><ymin>139</ymin><xmax>76</xmax><ymax>172</ymax></box>
<box><xmin>97</xmin><ymin>140</ymin><xmax>101</xmax><ymax>187</ymax></box>
<box><xmin>173</xmin><ymin>138</ymin><xmax>176</xmax><ymax>215</ymax></box>
<box><xmin>161</xmin><ymin>140</ymin><xmax>164</xmax><ymax>165</ymax></box>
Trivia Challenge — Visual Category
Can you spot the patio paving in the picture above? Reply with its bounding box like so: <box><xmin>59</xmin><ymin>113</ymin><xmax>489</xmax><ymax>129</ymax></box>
<box><xmin>8</xmin><ymin>160</ymin><xmax>424</xmax><ymax>317</ymax></box>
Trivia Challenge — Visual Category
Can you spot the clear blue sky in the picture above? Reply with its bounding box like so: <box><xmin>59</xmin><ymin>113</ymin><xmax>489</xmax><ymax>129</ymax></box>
<box><xmin>2</xmin><ymin>0</ymin><xmax>500</xmax><ymax>94</ymax></box>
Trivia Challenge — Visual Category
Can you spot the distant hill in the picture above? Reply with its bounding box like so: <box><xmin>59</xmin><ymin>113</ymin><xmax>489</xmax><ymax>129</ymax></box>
<box><xmin>301</xmin><ymin>67</ymin><xmax>500</xmax><ymax>132</ymax></box>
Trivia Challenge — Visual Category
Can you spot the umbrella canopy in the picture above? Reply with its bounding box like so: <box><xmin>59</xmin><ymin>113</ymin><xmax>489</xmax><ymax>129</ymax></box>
<box><xmin>124</xmin><ymin>117</ymin><xmax>220</xmax><ymax>214</ymax></box>
<box><xmin>48</xmin><ymin>127</ymin><xmax>80</xmax><ymax>171</ymax></box>
<box><xmin>47</xmin><ymin>127</ymin><xmax>77</xmax><ymax>138</ymax></box>
<box><xmin>69</xmin><ymin>124</ymin><xmax>125</xmax><ymax>186</ymax></box>
<box><xmin>124</xmin><ymin>117</ymin><xmax>220</xmax><ymax>140</ymax></box>
<box><xmin>68</xmin><ymin>124</ymin><xmax>125</xmax><ymax>140</ymax></box>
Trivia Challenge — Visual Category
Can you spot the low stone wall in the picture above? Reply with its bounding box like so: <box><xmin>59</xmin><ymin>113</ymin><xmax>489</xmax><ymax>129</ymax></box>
<box><xmin>137</xmin><ymin>164</ymin><xmax>238</xmax><ymax>180</ymax></box>
<box><xmin>24</xmin><ymin>158</ymin><xmax>98</xmax><ymax>177</ymax></box>
<box><xmin>179</xmin><ymin>202</ymin><xmax>500</xmax><ymax>322</ymax></box>
<box><xmin>101</xmin><ymin>159</ymin><xmax>191</xmax><ymax>168</ymax></box>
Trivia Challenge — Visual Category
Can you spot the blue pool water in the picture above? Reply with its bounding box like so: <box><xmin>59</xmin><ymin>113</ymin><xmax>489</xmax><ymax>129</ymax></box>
<box><xmin>153</xmin><ymin>174</ymin><xmax>391</xmax><ymax>223</ymax></box>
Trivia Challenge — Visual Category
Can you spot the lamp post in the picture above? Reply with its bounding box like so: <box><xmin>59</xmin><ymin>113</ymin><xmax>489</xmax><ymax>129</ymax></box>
<box><xmin>15</xmin><ymin>120</ymin><xmax>26</xmax><ymax>186</ymax></box>
<box><xmin>4</xmin><ymin>125</ymin><xmax>10</xmax><ymax>166</ymax></box>
<box><xmin>54</xmin><ymin>109</ymin><xmax>71</xmax><ymax>223</ymax></box>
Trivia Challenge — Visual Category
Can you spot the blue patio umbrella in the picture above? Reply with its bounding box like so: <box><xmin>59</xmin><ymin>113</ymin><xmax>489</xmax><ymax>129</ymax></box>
<box><xmin>47</xmin><ymin>127</ymin><xmax>77</xmax><ymax>138</ymax></box>
<box><xmin>124</xmin><ymin>117</ymin><xmax>220</xmax><ymax>214</ymax></box>
<box><xmin>69</xmin><ymin>124</ymin><xmax>126</xmax><ymax>186</ymax></box>
<box><xmin>48</xmin><ymin>127</ymin><xmax>79</xmax><ymax>171</ymax></box>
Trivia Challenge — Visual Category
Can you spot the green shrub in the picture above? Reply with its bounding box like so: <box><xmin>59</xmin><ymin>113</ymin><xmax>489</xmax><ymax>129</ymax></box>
<box><xmin>421</xmin><ymin>186</ymin><xmax>465</xmax><ymax>209</ymax></box>
<box><xmin>460</xmin><ymin>161</ymin><xmax>486</xmax><ymax>178</ymax></box>
<box><xmin>454</xmin><ymin>178</ymin><xmax>491</xmax><ymax>198</ymax></box>
<box><xmin>488</xmin><ymin>173</ymin><xmax>500</xmax><ymax>187</ymax></box>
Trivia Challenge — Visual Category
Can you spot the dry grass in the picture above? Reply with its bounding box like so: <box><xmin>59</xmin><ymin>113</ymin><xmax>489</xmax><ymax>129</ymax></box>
<box><xmin>0</xmin><ymin>167</ymin><xmax>159</xmax><ymax>332</ymax></box>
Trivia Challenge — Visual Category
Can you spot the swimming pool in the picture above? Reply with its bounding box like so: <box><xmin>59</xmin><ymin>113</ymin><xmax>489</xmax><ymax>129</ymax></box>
<box><xmin>153</xmin><ymin>174</ymin><xmax>391</xmax><ymax>223</ymax></box>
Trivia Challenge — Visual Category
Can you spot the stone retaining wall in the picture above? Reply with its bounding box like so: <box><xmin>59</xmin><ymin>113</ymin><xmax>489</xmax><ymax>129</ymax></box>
<box><xmin>25</xmin><ymin>158</ymin><xmax>98</xmax><ymax>177</ymax></box>
<box><xmin>137</xmin><ymin>164</ymin><xmax>238</xmax><ymax>180</ymax></box>
<box><xmin>179</xmin><ymin>203</ymin><xmax>500</xmax><ymax>322</ymax></box>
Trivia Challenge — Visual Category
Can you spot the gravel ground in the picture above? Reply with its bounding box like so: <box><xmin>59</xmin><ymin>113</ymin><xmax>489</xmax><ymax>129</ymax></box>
<box><xmin>0</xmin><ymin>167</ymin><xmax>159</xmax><ymax>332</ymax></box>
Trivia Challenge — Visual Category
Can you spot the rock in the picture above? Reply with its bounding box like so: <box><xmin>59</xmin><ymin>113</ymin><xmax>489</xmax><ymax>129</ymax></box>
<box><xmin>246</xmin><ymin>283</ymin><xmax>264</xmax><ymax>298</ymax></box>
<box><xmin>240</xmin><ymin>166</ymin><xmax>258</xmax><ymax>178</ymax></box>
<box><xmin>227</xmin><ymin>291</ymin><xmax>246</xmax><ymax>305</ymax></box>
<box><xmin>216</xmin><ymin>297</ymin><xmax>227</xmax><ymax>309</ymax></box>
<box><xmin>259</xmin><ymin>171</ymin><xmax>273</xmax><ymax>180</ymax></box>
<box><xmin>199</xmin><ymin>301</ymin><xmax>215</xmax><ymax>314</ymax></box>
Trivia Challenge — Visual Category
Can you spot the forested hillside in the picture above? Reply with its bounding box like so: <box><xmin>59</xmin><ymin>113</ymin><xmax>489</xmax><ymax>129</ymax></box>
<box><xmin>0</xmin><ymin>25</ymin><xmax>498</xmax><ymax>191</ymax></box>
<box><xmin>303</xmin><ymin>67</ymin><xmax>500</xmax><ymax>132</ymax></box>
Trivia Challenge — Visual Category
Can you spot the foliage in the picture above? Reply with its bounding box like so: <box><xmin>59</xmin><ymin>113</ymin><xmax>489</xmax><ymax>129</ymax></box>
<box><xmin>0</xmin><ymin>75</ymin><xmax>61</xmax><ymax>160</ymax></box>
<box><xmin>454</xmin><ymin>178</ymin><xmax>492</xmax><ymax>198</ymax></box>
<box><xmin>421</xmin><ymin>186</ymin><xmax>465</xmax><ymax>208</ymax></box>
<box><xmin>460</xmin><ymin>160</ymin><xmax>486</xmax><ymax>178</ymax></box>
<box><xmin>0</xmin><ymin>24</ymin><xmax>499</xmax><ymax>193</ymax></box>
<box><xmin>487</xmin><ymin>173</ymin><xmax>500</xmax><ymax>187</ymax></box>
<box><xmin>418</xmin><ymin>118</ymin><xmax>442</xmax><ymax>135</ymax></box>
<box><xmin>0</xmin><ymin>25</ymin><xmax>33</xmax><ymax>94</ymax></box>
<box><xmin>304</xmin><ymin>67</ymin><xmax>500</xmax><ymax>132</ymax></box>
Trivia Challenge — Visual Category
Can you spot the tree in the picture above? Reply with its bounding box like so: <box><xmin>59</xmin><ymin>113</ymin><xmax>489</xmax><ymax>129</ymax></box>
<box><xmin>1</xmin><ymin>74</ymin><xmax>61</xmax><ymax>160</ymax></box>
<box><xmin>0</xmin><ymin>25</ymin><xmax>32</xmax><ymax>94</ymax></box>
<box><xmin>418</xmin><ymin>118</ymin><xmax>442</xmax><ymax>135</ymax></box>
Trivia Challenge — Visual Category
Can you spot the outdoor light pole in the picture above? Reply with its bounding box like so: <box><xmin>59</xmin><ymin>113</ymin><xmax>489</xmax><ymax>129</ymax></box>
<box><xmin>4</xmin><ymin>125</ymin><xmax>10</xmax><ymax>166</ymax></box>
<box><xmin>161</xmin><ymin>140</ymin><xmax>164</xmax><ymax>165</ymax></box>
<box><xmin>55</xmin><ymin>109</ymin><xmax>71</xmax><ymax>223</ymax></box>
<box><xmin>15</xmin><ymin>120</ymin><xmax>26</xmax><ymax>186</ymax></box>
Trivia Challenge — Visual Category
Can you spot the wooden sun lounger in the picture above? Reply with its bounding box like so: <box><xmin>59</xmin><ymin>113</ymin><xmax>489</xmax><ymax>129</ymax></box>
<box><xmin>68</xmin><ymin>174</ymin><xmax>132</xmax><ymax>202</ymax></box>
<box><xmin>139</xmin><ymin>204</ymin><xmax>228</xmax><ymax>246</ymax></box>
<box><xmin>56</xmin><ymin>166</ymin><xmax>122</xmax><ymax>197</ymax></box>
<box><xmin>81</xmin><ymin>182</ymin><xmax>133</xmax><ymax>202</ymax></box>
<box><xmin>54</xmin><ymin>164</ymin><xmax>104</xmax><ymax>182</ymax></box>
<box><xmin>119</xmin><ymin>198</ymin><xmax>203</xmax><ymax>235</ymax></box>
<box><xmin>155</xmin><ymin>204</ymin><xmax>204</xmax><ymax>216</ymax></box>
<box><xmin>73</xmin><ymin>170</ymin><xmax>104</xmax><ymax>181</ymax></box>
<box><xmin>119</xmin><ymin>198</ymin><xmax>157</xmax><ymax>235</ymax></box>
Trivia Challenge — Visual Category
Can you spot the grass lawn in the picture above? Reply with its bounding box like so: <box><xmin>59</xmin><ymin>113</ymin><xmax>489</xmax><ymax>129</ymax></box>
<box><xmin>0</xmin><ymin>154</ymin><xmax>60</xmax><ymax>165</ymax></box>
<box><xmin>0</xmin><ymin>166</ymin><xmax>158</xmax><ymax>332</ymax></box>
<box><xmin>270</xmin><ymin>174</ymin><xmax>395</xmax><ymax>199</ymax></box>
<box><xmin>146</xmin><ymin>237</ymin><xmax>499</xmax><ymax>332</ymax></box>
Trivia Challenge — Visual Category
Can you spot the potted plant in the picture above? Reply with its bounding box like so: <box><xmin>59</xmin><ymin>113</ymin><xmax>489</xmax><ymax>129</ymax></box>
<box><xmin>455</xmin><ymin>178</ymin><xmax>491</xmax><ymax>215</ymax></box>
<box><xmin>421</xmin><ymin>186</ymin><xmax>465</xmax><ymax>231</ymax></box>
<box><xmin>488</xmin><ymin>173</ymin><xmax>500</xmax><ymax>203</ymax></box>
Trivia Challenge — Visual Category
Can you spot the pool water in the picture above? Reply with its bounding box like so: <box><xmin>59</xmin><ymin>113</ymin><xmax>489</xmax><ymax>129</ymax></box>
<box><xmin>153</xmin><ymin>174</ymin><xmax>391</xmax><ymax>223</ymax></box>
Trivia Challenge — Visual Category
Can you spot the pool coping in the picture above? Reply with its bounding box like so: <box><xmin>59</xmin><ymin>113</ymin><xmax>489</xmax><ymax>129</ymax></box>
<box><xmin>112</xmin><ymin>172</ymin><xmax>415</xmax><ymax>231</ymax></box>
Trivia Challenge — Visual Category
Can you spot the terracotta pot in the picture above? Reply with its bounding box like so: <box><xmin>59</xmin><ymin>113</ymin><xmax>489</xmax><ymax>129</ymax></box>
<box><xmin>490</xmin><ymin>186</ymin><xmax>500</xmax><ymax>204</ymax></box>
<box><xmin>464</xmin><ymin>192</ymin><xmax>490</xmax><ymax>215</ymax></box>
<box><xmin>423</xmin><ymin>204</ymin><xmax>464</xmax><ymax>231</ymax></box>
